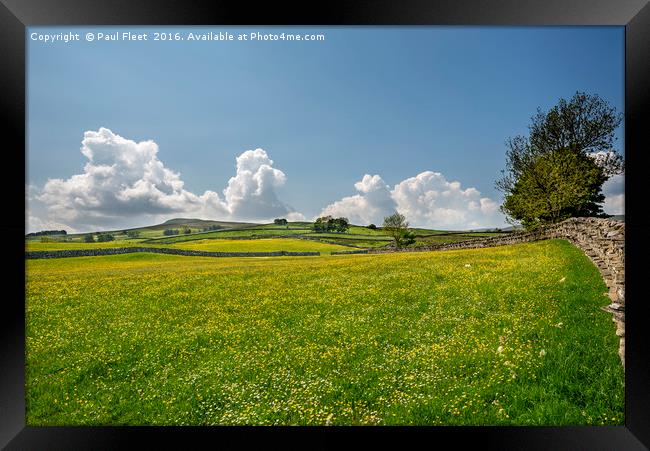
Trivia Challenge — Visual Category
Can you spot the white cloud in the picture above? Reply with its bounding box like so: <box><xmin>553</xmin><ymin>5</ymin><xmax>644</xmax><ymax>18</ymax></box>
<box><xmin>222</xmin><ymin>149</ymin><xmax>290</xmax><ymax>220</ymax></box>
<box><xmin>603</xmin><ymin>194</ymin><xmax>624</xmax><ymax>216</ymax></box>
<box><xmin>319</xmin><ymin>174</ymin><xmax>395</xmax><ymax>226</ymax></box>
<box><xmin>319</xmin><ymin>171</ymin><xmax>507</xmax><ymax>230</ymax></box>
<box><xmin>286</xmin><ymin>211</ymin><xmax>306</xmax><ymax>221</ymax></box>
<box><xmin>27</xmin><ymin>128</ymin><xmax>302</xmax><ymax>232</ymax></box>
<box><xmin>601</xmin><ymin>173</ymin><xmax>624</xmax><ymax>215</ymax></box>
<box><xmin>588</xmin><ymin>152</ymin><xmax>624</xmax><ymax>215</ymax></box>
<box><xmin>391</xmin><ymin>171</ymin><xmax>503</xmax><ymax>229</ymax></box>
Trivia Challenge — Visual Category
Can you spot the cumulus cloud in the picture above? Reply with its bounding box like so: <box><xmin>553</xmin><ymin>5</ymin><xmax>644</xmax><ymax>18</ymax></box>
<box><xmin>587</xmin><ymin>151</ymin><xmax>624</xmax><ymax>216</ymax></box>
<box><xmin>319</xmin><ymin>175</ymin><xmax>395</xmax><ymax>226</ymax></box>
<box><xmin>223</xmin><ymin>149</ymin><xmax>290</xmax><ymax>220</ymax></box>
<box><xmin>28</xmin><ymin>128</ymin><xmax>302</xmax><ymax>232</ymax></box>
<box><xmin>319</xmin><ymin>171</ymin><xmax>506</xmax><ymax>230</ymax></box>
<box><xmin>392</xmin><ymin>171</ymin><xmax>501</xmax><ymax>229</ymax></box>
<box><xmin>27</xmin><ymin>183</ymin><xmax>77</xmax><ymax>232</ymax></box>
<box><xmin>601</xmin><ymin>173</ymin><xmax>624</xmax><ymax>215</ymax></box>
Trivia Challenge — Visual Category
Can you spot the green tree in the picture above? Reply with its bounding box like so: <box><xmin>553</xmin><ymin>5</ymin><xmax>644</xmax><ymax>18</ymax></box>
<box><xmin>83</xmin><ymin>234</ymin><xmax>94</xmax><ymax>243</ymax></box>
<box><xmin>496</xmin><ymin>92</ymin><xmax>623</xmax><ymax>229</ymax></box>
<box><xmin>313</xmin><ymin>216</ymin><xmax>332</xmax><ymax>232</ymax></box>
<box><xmin>96</xmin><ymin>233</ymin><xmax>115</xmax><ymax>242</ymax></box>
<box><xmin>313</xmin><ymin>216</ymin><xmax>349</xmax><ymax>233</ymax></box>
<box><xmin>382</xmin><ymin>212</ymin><xmax>416</xmax><ymax>248</ymax></box>
<box><xmin>333</xmin><ymin>217</ymin><xmax>350</xmax><ymax>233</ymax></box>
<box><xmin>203</xmin><ymin>225</ymin><xmax>222</xmax><ymax>232</ymax></box>
<box><xmin>126</xmin><ymin>230</ymin><xmax>140</xmax><ymax>238</ymax></box>
<box><xmin>502</xmin><ymin>148</ymin><xmax>608</xmax><ymax>229</ymax></box>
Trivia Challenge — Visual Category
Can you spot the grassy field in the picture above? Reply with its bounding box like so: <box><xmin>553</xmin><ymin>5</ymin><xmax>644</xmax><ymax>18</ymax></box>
<box><xmin>27</xmin><ymin>218</ymin><xmax>509</xmax><ymax>246</ymax></box>
<box><xmin>28</xmin><ymin>219</ymin><xmax>508</xmax><ymax>252</ymax></box>
<box><xmin>25</xmin><ymin>238</ymin><xmax>349</xmax><ymax>254</ymax></box>
<box><xmin>25</xmin><ymin>233</ymin><xmax>493</xmax><ymax>252</ymax></box>
<box><xmin>139</xmin><ymin>222</ymin><xmax>507</xmax><ymax>248</ymax></box>
<box><xmin>144</xmin><ymin>228</ymin><xmax>311</xmax><ymax>243</ymax></box>
<box><xmin>167</xmin><ymin>238</ymin><xmax>351</xmax><ymax>254</ymax></box>
<box><xmin>26</xmin><ymin>241</ymin><xmax>145</xmax><ymax>251</ymax></box>
<box><xmin>315</xmin><ymin>239</ymin><xmax>392</xmax><ymax>249</ymax></box>
<box><xmin>25</xmin><ymin>239</ymin><xmax>623</xmax><ymax>425</ymax></box>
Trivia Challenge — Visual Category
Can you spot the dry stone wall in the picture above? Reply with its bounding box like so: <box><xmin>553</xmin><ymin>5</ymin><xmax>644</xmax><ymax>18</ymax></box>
<box><xmin>367</xmin><ymin>217</ymin><xmax>626</xmax><ymax>365</ymax></box>
<box><xmin>331</xmin><ymin>249</ymin><xmax>371</xmax><ymax>255</ymax></box>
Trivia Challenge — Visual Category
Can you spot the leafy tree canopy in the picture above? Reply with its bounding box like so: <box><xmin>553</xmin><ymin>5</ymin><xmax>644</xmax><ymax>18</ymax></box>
<box><xmin>313</xmin><ymin>216</ymin><xmax>349</xmax><ymax>233</ymax></box>
<box><xmin>382</xmin><ymin>212</ymin><xmax>416</xmax><ymax>248</ymax></box>
<box><xmin>496</xmin><ymin>92</ymin><xmax>623</xmax><ymax>229</ymax></box>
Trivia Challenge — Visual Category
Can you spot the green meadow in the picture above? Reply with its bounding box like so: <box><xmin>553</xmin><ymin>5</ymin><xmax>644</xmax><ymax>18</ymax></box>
<box><xmin>26</xmin><ymin>220</ymin><xmax>506</xmax><ymax>251</ymax></box>
<box><xmin>167</xmin><ymin>238</ymin><xmax>351</xmax><ymax>254</ymax></box>
<box><xmin>25</xmin><ymin>239</ymin><xmax>624</xmax><ymax>426</ymax></box>
<box><xmin>26</xmin><ymin>237</ymin><xmax>350</xmax><ymax>254</ymax></box>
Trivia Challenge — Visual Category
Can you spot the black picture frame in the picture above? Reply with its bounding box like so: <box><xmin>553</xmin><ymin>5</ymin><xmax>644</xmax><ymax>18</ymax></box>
<box><xmin>3</xmin><ymin>0</ymin><xmax>649</xmax><ymax>448</ymax></box>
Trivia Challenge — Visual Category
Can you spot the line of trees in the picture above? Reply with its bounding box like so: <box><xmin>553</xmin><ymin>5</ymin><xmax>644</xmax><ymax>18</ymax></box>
<box><xmin>83</xmin><ymin>233</ymin><xmax>115</xmax><ymax>243</ymax></box>
<box><xmin>202</xmin><ymin>225</ymin><xmax>223</xmax><ymax>232</ymax></box>
<box><xmin>163</xmin><ymin>227</ymin><xmax>192</xmax><ymax>236</ymax></box>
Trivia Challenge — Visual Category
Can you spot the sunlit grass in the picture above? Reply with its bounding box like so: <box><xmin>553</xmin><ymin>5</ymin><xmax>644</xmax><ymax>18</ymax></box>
<box><xmin>26</xmin><ymin>238</ymin><xmax>353</xmax><ymax>254</ymax></box>
<box><xmin>167</xmin><ymin>238</ymin><xmax>350</xmax><ymax>254</ymax></box>
<box><xmin>25</xmin><ymin>239</ymin><xmax>623</xmax><ymax>425</ymax></box>
<box><xmin>25</xmin><ymin>240</ymin><xmax>144</xmax><ymax>251</ymax></box>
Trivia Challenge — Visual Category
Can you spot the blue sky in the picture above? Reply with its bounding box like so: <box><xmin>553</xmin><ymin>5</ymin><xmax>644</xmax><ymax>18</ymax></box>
<box><xmin>27</xmin><ymin>26</ymin><xmax>624</xmax><ymax>232</ymax></box>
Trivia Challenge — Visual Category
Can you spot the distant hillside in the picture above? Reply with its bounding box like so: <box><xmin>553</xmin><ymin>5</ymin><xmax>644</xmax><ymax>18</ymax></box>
<box><xmin>162</xmin><ymin>218</ymin><xmax>202</xmax><ymax>225</ymax></box>
<box><xmin>469</xmin><ymin>225</ymin><xmax>522</xmax><ymax>232</ymax></box>
<box><xmin>26</xmin><ymin>229</ymin><xmax>68</xmax><ymax>238</ymax></box>
<box><xmin>158</xmin><ymin>218</ymin><xmax>258</xmax><ymax>228</ymax></box>
<box><xmin>27</xmin><ymin>218</ymin><xmax>260</xmax><ymax>242</ymax></box>
<box><xmin>117</xmin><ymin>218</ymin><xmax>259</xmax><ymax>233</ymax></box>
